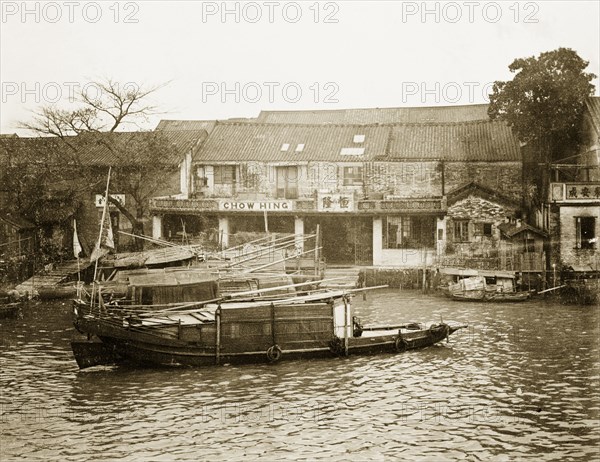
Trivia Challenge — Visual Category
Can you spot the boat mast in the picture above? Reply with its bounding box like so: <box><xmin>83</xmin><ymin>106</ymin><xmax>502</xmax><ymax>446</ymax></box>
<box><xmin>91</xmin><ymin>166</ymin><xmax>112</xmax><ymax>307</ymax></box>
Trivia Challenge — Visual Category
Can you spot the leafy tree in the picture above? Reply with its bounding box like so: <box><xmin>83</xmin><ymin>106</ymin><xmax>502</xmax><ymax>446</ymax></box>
<box><xmin>4</xmin><ymin>78</ymin><xmax>181</xmax><ymax>253</ymax></box>
<box><xmin>488</xmin><ymin>48</ymin><xmax>596</xmax><ymax>161</ymax></box>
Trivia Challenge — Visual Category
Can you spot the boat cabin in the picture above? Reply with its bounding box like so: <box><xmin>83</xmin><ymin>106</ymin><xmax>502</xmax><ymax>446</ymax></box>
<box><xmin>440</xmin><ymin>268</ymin><xmax>517</xmax><ymax>292</ymax></box>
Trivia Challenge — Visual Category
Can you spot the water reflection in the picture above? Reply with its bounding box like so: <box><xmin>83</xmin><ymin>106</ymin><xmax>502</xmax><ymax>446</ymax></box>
<box><xmin>1</xmin><ymin>291</ymin><xmax>598</xmax><ymax>460</ymax></box>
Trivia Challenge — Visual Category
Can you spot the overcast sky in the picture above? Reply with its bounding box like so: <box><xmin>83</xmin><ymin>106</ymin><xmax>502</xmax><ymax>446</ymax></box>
<box><xmin>1</xmin><ymin>0</ymin><xmax>599</xmax><ymax>135</ymax></box>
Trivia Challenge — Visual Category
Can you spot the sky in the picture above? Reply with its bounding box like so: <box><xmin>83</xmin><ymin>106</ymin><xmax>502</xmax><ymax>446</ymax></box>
<box><xmin>1</xmin><ymin>0</ymin><xmax>599</xmax><ymax>135</ymax></box>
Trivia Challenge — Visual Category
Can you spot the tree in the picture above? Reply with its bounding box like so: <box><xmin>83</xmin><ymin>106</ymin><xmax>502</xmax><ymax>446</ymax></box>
<box><xmin>10</xmin><ymin>78</ymin><xmax>181</xmax><ymax>252</ymax></box>
<box><xmin>488</xmin><ymin>48</ymin><xmax>596</xmax><ymax>161</ymax></box>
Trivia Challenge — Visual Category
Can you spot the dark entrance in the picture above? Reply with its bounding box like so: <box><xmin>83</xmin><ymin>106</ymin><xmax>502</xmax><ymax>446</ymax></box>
<box><xmin>305</xmin><ymin>215</ymin><xmax>372</xmax><ymax>265</ymax></box>
<box><xmin>163</xmin><ymin>214</ymin><xmax>219</xmax><ymax>244</ymax></box>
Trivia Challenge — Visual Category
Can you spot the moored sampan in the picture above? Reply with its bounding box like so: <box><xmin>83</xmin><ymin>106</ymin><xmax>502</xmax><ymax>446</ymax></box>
<box><xmin>71</xmin><ymin>291</ymin><xmax>467</xmax><ymax>368</ymax></box>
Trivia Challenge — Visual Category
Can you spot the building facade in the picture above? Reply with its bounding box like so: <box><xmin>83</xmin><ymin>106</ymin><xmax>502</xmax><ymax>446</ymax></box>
<box><xmin>545</xmin><ymin>97</ymin><xmax>600</xmax><ymax>273</ymax></box>
<box><xmin>150</xmin><ymin>109</ymin><xmax>525</xmax><ymax>267</ymax></box>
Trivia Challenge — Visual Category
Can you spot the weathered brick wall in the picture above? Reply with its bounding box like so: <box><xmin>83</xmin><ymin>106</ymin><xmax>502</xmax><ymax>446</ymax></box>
<box><xmin>548</xmin><ymin>204</ymin><xmax>561</xmax><ymax>268</ymax></box>
<box><xmin>366</xmin><ymin>162</ymin><xmax>442</xmax><ymax>197</ymax></box>
<box><xmin>558</xmin><ymin>205</ymin><xmax>599</xmax><ymax>268</ymax></box>
<box><xmin>445</xmin><ymin>162</ymin><xmax>522</xmax><ymax>202</ymax></box>
<box><xmin>233</xmin><ymin>162</ymin><xmax>357</xmax><ymax>198</ymax></box>
<box><xmin>201</xmin><ymin>160</ymin><xmax>523</xmax><ymax>201</ymax></box>
<box><xmin>364</xmin><ymin>161</ymin><xmax>522</xmax><ymax>200</ymax></box>
<box><xmin>446</xmin><ymin>196</ymin><xmax>516</xmax><ymax>256</ymax></box>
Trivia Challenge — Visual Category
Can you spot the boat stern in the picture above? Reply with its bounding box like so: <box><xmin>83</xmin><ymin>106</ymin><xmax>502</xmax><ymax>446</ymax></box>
<box><xmin>434</xmin><ymin>320</ymin><xmax>468</xmax><ymax>335</ymax></box>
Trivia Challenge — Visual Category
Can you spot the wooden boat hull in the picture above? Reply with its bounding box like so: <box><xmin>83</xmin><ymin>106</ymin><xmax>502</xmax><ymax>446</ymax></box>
<box><xmin>71</xmin><ymin>303</ymin><xmax>466</xmax><ymax>368</ymax></box>
<box><xmin>446</xmin><ymin>274</ymin><xmax>529</xmax><ymax>302</ymax></box>
<box><xmin>0</xmin><ymin>302</ymin><xmax>21</xmax><ymax>318</ymax></box>
<box><xmin>37</xmin><ymin>284</ymin><xmax>79</xmax><ymax>300</ymax></box>
<box><xmin>449</xmin><ymin>291</ymin><xmax>530</xmax><ymax>302</ymax></box>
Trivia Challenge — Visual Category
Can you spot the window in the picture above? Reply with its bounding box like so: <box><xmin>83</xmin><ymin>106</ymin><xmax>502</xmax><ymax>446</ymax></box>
<box><xmin>523</xmin><ymin>238</ymin><xmax>536</xmax><ymax>253</ymax></box>
<box><xmin>453</xmin><ymin>220</ymin><xmax>469</xmax><ymax>242</ymax></box>
<box><xmin>353</xmin><ymin>134</ymin><xmax>365</xmax><ymax>143</ymax></box>
<box><xmin>276</xmin><ymin>166</ymin><xmax>298</xmax><ymax>199</ymax></box>
<box><xmin>383</xmin><ymin>216</ymin><xmax>435</xmax><ymax>249</ymax></box>
<box><xmin>483</xmin><ymin>223</ymin><xmax>493</xmax><ymax>237</ymax></box>
<box><xmin>281</xmin><ymin>143</ymin><xmax>290</xmax><ymax>151</ymax></box>
<box><xmin>295</xmin><ymin>144</ymin><xmax>304</xmax><ymax>152</ymax></box>
<box><xmin>214</xmin><ymin>165</ymin><xmax>236</xmax><ymax>185</ymax></box>
<box><xmin>576</xmin><ymin>217</ymin><xmax>596</xmax><ymax>249</ymax></box>
<box><xmin>340</xmin><ymin>147</ymin><xmax>365</xmax><ymax>156</ymax></box>
<box><xmin>343</xmin><ymin>166</ymin><xmax>363</xmax><ymax>186</ymax></box>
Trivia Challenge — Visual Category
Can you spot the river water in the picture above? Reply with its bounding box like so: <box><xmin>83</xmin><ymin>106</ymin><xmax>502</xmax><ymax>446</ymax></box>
<box><xmin>1</xmin><ymin>290</ymin><xmax>598</xmax><ymax>461</ymax></box>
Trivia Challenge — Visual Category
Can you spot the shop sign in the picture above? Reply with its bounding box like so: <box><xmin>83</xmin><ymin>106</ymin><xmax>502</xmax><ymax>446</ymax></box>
<box><xmin>95</xmin><ymin>194</ymin><xmax>125</xmax><ymax>208</ymax></box>
<box><xmin>551</xmin><ymin>183</ymin><xmax>600</xmax><ymax>202</ymax></box>
<box><xmin>317</xmin><ymin>193</ymin><xmax>355</xmax><ymax>212</ymax></box>
<box><xmin>219</xmin><ymin>200</ymin><xmax>293</xmax><ymax>211</ymax></box>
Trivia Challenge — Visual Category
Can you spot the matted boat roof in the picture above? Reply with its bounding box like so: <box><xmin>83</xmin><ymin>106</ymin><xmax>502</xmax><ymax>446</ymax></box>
<box><xmin>105</xmin><ymin>247</ymin><xmax>197</xmax><ymax>268</ymax></box>
<box><xmin>127</xmin><ymin>271</ymin><xmax>218</xmax><ymax>287</ymax></box>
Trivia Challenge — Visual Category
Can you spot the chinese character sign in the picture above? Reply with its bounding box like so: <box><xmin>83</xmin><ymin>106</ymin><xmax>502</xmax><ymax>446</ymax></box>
<box><xmin>317</xmin><ymin>193</ymin><xmax>355</xmax><ymax>212</ymax></box>
<box><xmin>95</xmin><ymin>194</ymin><xmax>126</xmax><ymax>208</ymax></box>
<box><xmin>552</xmin><ymin>183</ymin><xmax>600</xmax><ymax>202</ymax></box>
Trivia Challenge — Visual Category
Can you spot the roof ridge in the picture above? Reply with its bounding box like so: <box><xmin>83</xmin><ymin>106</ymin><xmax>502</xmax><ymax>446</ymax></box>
<box><xmin>258</xmin><ymin>103</ymin><xmax>491</xmax><ymax>114</ymax></box>
<box><xmin>212</xmin><ymin>118</ymin><xmax>500</xmax><ymax>129</ymax></box>
<box><xmin>214</xmin><ymin>120</ymin><xmax>389</xmax><ymax>129</ymax></box>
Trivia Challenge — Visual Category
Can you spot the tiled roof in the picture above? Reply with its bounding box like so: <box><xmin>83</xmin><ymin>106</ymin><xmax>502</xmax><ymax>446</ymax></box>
<box><xmin>155</xmin><ymin>120</ymin><xmax>218</xmax><ymax>133</ymax></box>
<box><xmin>0</xmin><ymin>136</ymin><xmax>61</xmax><ymax>165</ymax></box>
<box><xmin>447</xmin><ymin>182</ymin><xmax>520</xmax><ymax>208</ymax></box>
<box><xmin>194</xmin><ymin>119</ymin><xmax>521</xmax><ymax>163</ymax></box>
<box><xmin>585</xmin><ymin>96</ymin><xmax>600</xmax><ymax>134</ymax></box>
<box><xmin>196</xmin><ymin>122</ymin><xmax>390</xmax><ymax>162</ymax></box>
<box><xmin>498</xmin><ymin>222</ymin><xmax>548</xmax><ymax>238</ymax></box>
<box><xmin>385</xmin><ymin>120</ymin><xmax>521</xmax><ymax>161</ymax></box>
<box><xmin>257</xmin><ymin>104</ymin><xmax>490</xmax><ymax>125</ymax></box>
<box><xmin>0</xmin><ymin>130</ymin><xmax>208</xmax><ymax>167</ymax></box>
<box><xmin>75</xmin><ymin>130</ymin><xmax>208</xmax><ymax>166</ymax></box>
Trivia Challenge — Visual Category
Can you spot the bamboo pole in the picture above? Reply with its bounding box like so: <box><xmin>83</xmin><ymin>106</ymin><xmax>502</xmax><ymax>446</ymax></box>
<box><xmin>221</xmin><ymin>233</ymin><xmax>283</xmax><ymax>253</ymax></box>
<box><xmin>537</xmin><ymin>285</ymin><xmax>566</xmax><ymax>294</ymax></box>
<box><xmin>215</xmin><ymin>307</ymin><xmax>221</xmax><ymax>365</ymax></box>
<box><xmin>91</xmin><ymin>166</ymin><xmax>112</xmax><ymax>308</ymax></box>
<box><xmin>263</xmin><ymin>284</ymin><xmax>389</xmax><ymax>305</ymax></box>
<box><xmin>226</xmin><ymin>236</ymin><xmax>300</xmax><ymax>267</ymax></box>
<box><xmin>242</xmin><ymin>247</ymin><xmax>323</xmax><ymax>274</ymax></box>
<box><xmin>227</xmin><ymin>234</ymin><xmax>316</xmax><ymax>266</ymax></box>
<box><xmin>225</xmin><ymin>277</ymin><xmax>346</xmax><ymax>299</ymax></box>
<box><xmin>117</xmin><ymin>231</ymin><xmax>182</xmax><ymax>248</ymax></box>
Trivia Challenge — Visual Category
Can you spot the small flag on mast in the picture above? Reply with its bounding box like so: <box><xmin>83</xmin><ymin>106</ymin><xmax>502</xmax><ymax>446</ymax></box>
<box><xmin>73</xmin><ymin>219</ymin><xmax>82</xmax><ymax>258</ymax></box>
<box><xmin>90</xmin><ymin>195</ymin><xmax>115</xmax><ymax>263</ymax></box>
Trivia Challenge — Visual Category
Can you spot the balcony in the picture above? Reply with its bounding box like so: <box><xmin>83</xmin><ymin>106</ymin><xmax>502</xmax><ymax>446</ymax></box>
<box><xmin>358</xmin><ymin>197</ymin><xmax>447</xmax><ymax>214</ymax></box>
<box><xmin>150</xmin><ymin>195</ymin><xmax>446</xmax><ymax>215</ymax></box>
<box><xmin>150</xmin><ymin>197</ymin><xmax>219</xmax><ymax>213</ymax></box>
